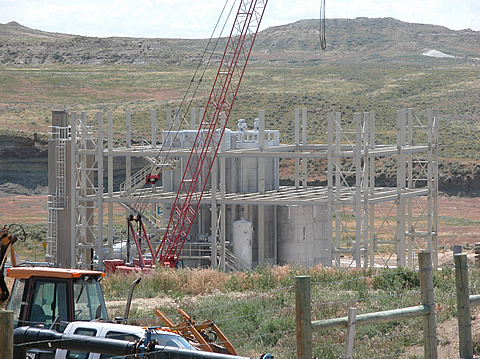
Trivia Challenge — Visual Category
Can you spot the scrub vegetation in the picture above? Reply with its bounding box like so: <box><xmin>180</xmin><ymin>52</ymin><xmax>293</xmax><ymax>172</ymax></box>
<box><xmin>1</xmin><ymin>17</ymin><xmax>480</xmax><ymax>357</ymax></box>
<box><xmin>101</xmin><ymin>263</ymin><xmax>480</xmax><ymax>357</ymax></box>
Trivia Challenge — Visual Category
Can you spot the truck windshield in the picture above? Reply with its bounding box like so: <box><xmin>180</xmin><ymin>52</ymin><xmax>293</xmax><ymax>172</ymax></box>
<box><xmin>73</xmin><ymin>278</ymin><xmax>108</xmax><ymax>321</ymax></box>
<box><xmin>29</xmin><ymin>279</ymin><xmax>68</xmax><ymax>327</ymax></box>
<box><xmin>151</xmin><ymin>332</ymin><xmax>196</xmax><ymax>349</ymax></box>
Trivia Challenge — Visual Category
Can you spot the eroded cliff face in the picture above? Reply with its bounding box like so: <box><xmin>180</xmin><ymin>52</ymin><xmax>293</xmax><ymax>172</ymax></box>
<box><xmin>0</xmin><ymin>134</ymin><xmax>48</xmax><ymax>195</ymax></box>
<box><xmin>0</xmin><ymin>133</ymin><xmax>147</xmax><ymax>196</ymax></box>
<box><xmin>0</xmin><ymin>133</ymin><xmax>479</xmax><ymax>197</ymax></box>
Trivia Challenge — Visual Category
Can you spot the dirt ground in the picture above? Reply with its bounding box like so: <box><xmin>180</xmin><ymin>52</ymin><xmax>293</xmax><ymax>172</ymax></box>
<box><xmin>0</xmin><ymin>194</ymin><xmax>47</xmax><ymax>224</ymax></box>
<box><xmin>436</xmin><ymin>196</ymin><xmax>480</xmax><ymax>246</ymax></box>
<box><xmin>0</xmin><ymin>194</ymin><xmax>479</xmax><ymax>234</ymax></box>
<box><xmin>2</xmin><ymin>194</ymin><xmax>480</xmax><ymax>358</ymax></box>
<box><xmin>401</xmin><ymin>305</ymin><xmax>480</xmax><ymax>358</ymax></box>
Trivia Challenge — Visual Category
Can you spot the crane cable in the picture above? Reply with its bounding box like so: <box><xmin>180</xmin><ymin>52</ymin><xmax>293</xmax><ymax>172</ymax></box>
<box><xmin>319</xmin><ymin>0</ymin><xmax>327</xmax><ymax>50</ymax></box>
<box><xmin>132</xmin><ymin>0</ymin><xmax>238</xmax><ymax>217</ymax></box>
<box><xmin>130</xmin><ymin>0</ymin><xmax>325</xmax><ymax>233</ymax></box>
<box><xmin>130</xmin><ymin>0</ymin><xmax>238</xmax><ymax>218</ymax></box>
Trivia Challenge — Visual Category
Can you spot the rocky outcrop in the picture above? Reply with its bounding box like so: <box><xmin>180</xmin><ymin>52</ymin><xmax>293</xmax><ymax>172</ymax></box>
<box><xmin>1</xmin><ymin>132</ymin><xmax>480</xmax><ymax>197</ymax></box>
<box><xmin>0</xmin><ymin>133</ymin><xmax>146</xmax><ymax>196</ymax></box>
<box><xmin>0</xmin><ymin>133</ymin><xmax>48</xmax><ymax>194</ymax></box>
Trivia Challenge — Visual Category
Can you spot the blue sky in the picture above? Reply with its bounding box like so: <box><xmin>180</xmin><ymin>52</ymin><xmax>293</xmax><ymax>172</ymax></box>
<box><xmin>0</xmin><ymin>0</ymin><xmax>478</xmax><ymax>38</ymax></box>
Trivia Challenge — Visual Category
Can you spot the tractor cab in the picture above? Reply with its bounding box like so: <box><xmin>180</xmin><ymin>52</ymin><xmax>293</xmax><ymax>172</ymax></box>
<box><xmin>6</xmin><ymin>267</ymin><xmax>108</xmax><ymax>332</ymax></box>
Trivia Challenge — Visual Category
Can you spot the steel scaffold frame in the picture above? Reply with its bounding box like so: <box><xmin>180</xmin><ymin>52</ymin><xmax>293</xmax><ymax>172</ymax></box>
<box><xmin>328</xmin><ymin>109</ymin><xmax>438</xmax><ymax>268</ymax></box>
<box><xmin>71</xmin><ymin>112</ymin><xmax>103</xmax><ymax>269</ymax></box>
<box><xmin>52</xmin><ymin>107</ymin><xmax>438</xmax><ymax>270</ymax></box>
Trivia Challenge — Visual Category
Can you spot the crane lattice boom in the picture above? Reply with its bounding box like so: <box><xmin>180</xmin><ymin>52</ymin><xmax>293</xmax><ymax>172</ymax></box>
<box><xmin>156</xmin><ymin>0</ymin><xmax>268</xmax><ymax>267</ymax></box>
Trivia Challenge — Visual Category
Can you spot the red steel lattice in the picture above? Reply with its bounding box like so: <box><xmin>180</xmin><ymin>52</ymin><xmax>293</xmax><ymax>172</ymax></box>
<box><xmin>156</xmin><ymin>0</ymin><xmax>268</xmax><ymax>267</ymax></box>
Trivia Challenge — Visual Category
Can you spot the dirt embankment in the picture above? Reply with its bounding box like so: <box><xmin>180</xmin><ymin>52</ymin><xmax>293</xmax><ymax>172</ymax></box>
<box><xmin>280</xmin><ymin>159</ymin><xmax>480</xmax><ymax>198</ymax></box>
<box><xmin>0</xmin><ymin>132</ymin><xmax>148</xmax><ymax>197</ymax></box>
<box><xmin>1</xmin><ymin>131</ymin><xmax>480</xmax><ymax>197</ymax></box>
<box><xmin>0</xmin><ymin>132</ymin><xmax>48</xmax><ymax>196</ymax></box>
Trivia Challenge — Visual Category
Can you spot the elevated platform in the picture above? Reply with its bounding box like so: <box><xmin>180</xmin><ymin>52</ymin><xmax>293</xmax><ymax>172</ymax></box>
<box><xmin>99</xmin><ymin>185</ymin><xmax>430</xmax><ymax>206</ymax></box>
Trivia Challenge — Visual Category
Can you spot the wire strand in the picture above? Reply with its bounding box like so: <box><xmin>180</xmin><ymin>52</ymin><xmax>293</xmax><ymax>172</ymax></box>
<box><xmin>319</xmin><ymin>0</ymin><xmax>326</xmax><ymax>50</ymax></box>
<box><xmin>131</xmin><ymin>0</ymin><xmax>237</xmax><ymax>217</ymax></box>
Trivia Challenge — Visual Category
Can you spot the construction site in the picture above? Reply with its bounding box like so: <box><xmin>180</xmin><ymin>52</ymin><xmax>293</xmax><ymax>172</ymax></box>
<box><xmin>2</xmin><ymin>0</ymin><xmax>463</xmax><ymax>356</ymax></box>
<box><xmin>37</xmin><ymin>0</ymin><xmax>439</xmax><ymax>273</ymax></box>
<box><xmin>46</xmin><ymin>106</ymin><xmax>438</xmax><ymax>271</ymax></box>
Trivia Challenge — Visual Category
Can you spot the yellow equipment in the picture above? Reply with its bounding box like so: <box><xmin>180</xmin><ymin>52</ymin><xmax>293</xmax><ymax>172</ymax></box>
<box><xmin>0</xmin><ymin>224</ymin><xmax>22</xmax><ymax>304</ymax></box>
<box><xmin>155</xmin><ymin>307</ymin><xmax>237</xmax><ymax>355</ymax></box>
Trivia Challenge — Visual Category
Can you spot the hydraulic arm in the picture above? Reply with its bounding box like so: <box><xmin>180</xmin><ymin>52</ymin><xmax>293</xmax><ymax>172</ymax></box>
<box><xmin>0</xmin><ymin>225</ymin><xmax>20</xmax><ymax>304</ymax></box>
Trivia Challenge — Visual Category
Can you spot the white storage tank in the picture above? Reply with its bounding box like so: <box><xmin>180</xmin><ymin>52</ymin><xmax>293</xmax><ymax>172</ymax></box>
<box><xmin>277</xmin><ymin>205</ymin><xmax>330</xmax><ymax>267</ymax></box>
<box><xmin>163</xmin><ymin>121</ymin><xmax>280</xmax><ymax>194</ymax></box>
<box><xmin>233</xmin><ymin>219</ymin><xmax>253</xmax><ymax>267</ymax></box>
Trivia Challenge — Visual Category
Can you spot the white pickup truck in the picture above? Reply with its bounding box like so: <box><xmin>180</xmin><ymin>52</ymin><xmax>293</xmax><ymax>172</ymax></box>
<box><xmin>52</xmin><ymin>321</ymin><xmax>197</xmax><ymax>359</ymax></box>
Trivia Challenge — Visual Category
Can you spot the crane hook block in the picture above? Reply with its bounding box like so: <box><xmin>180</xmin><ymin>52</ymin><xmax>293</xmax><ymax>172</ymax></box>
<box><xmin>145</xmin><ymin>174</ymin><xmax>161</xmax><ymax>185</ymax></box>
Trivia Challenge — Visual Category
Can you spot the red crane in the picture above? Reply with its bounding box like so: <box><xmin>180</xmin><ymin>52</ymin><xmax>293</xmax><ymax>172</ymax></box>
<box><xmin>155</xmin><ymin>0</ymin><xmax>269</xmax><ymax>267</ymax></box>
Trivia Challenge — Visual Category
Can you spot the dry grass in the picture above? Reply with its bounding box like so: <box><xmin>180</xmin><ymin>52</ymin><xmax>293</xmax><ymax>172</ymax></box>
<box><xmin>183</xmin><ymin>267</ymin><xmax>230</xmax><ymax>295</ymax></box>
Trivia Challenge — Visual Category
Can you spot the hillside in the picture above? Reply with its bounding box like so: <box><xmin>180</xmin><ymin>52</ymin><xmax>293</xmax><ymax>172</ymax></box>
<box><xmin>256</xmin><ymin>18</ymin><xmax>480</xmax><ymax>64</ymax></box>
<box><xmin>1</xmin><ymin>18</ymin><xmax>479</xmax><ymax>66</ymax></box>
<box><xmin>0</xmin><ymin>18</ymin><xmax>479</xmax><ymax>195</ymax></box>
<box><xmin>0</xmin><ymin>21</ymin><xmax>72</xmax><ymax>40</ymax></box>
<box><xmin>0</xmin><ymin>20</ymin><xmax>208</xmax><ymax>66</ymax></box>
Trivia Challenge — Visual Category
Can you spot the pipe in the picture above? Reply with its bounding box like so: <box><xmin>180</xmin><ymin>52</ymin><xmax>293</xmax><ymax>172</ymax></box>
<box><xmin>14</xmin><ymin>326</ymin><xmax>135</xmax><ymax>358</ymax></box>
<box><xmin>148</xmin><ymin>347</ymin><xmax>258</xmax><ymax>359</ymax></box>
<box><xmin>124</xmin><ymin>277</ymin><xmax>141</xmax><ymax>324</ymax></box>
<box><xmin>14</xmin><ymin>326</ymin><xmax>271</xmax><ymax>359</ymax></box>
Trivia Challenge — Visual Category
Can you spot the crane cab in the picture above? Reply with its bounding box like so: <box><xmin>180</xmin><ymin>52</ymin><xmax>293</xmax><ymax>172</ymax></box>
<box><xmin>6</xmin><ymin>267</ymin><xmax>108</xmax><ymax>332</ymax></box>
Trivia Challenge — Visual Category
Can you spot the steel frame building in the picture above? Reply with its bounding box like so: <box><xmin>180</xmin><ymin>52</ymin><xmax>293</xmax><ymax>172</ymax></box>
<box><xmin>47</xmin><ymin>107</ymin><xmax>438</xmax><ymax>270</ymax></box>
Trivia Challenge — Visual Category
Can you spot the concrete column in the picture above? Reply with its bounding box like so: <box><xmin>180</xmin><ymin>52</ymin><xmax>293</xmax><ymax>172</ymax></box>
<box><xmin>258</xmin><ymin>205</ymin><xmax>265</xmax><ymax>265</ymax></box>
<box><xmin>327</xmin><ymin>113</ymin><xmax>334</xmax><ymax>266</ymax></box>
<box><xmin>407</xmin><ymin>109</ymin><xmax>414</xmax><ymax>267</ymax></box>
<box><xmin>96</xmin><ymin>112</ymin><xmax>104</xmax><ymax>270</ymax></box>
<box><xmin>49</xmin><ymin>110</ymin><xmax>73</xmax><ymax>267</ymax></box>
<box><xmin>397</xmin><ymin>109</ymin><xmax>407</xmax><ymax>267</ymax></box>
<box><xmin>107</xmin><ymin>112</ymin><xmax>114</xmax><ymax>260</ymax></box>
<box><xmin>354</xmin><ymin>113</ymin><xmax>362</xmax><ymax>268</ymax></box>
<box><xmin>302</xmin><ymin>108</ymin><xmax>307</xmax><ymax>188</ymax></box>
<box><xmin>334</xmin><ymin>112</ymin><xmax>342</xmax><ymax>263</ymax></box>
<box><xmin>166</xmin><ymin>107</ymin><xmax>172</xmax><ymax>130</ymax></box>
<box><xmin>69</xmin><ymin>112</ymin><xmax>77</xmax><ymax>267</ymax></box>
<box><xmin>294</xmin><ymin>109</ymin><xmax>300</xmax><ymax>189</ymax></box>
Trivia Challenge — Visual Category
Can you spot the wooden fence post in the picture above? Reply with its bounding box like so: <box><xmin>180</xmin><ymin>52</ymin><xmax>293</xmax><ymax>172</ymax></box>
<box><xmin>344</xmin><ymin>307</ymin><xmax>357</xmax><ymax>359</ymax></box>
<box><xmin>455</xmin><ymin>253</ymin><xmax>473</xmax><ymax>359</ymax></box>
<box><xmin>418</xmin><ymin>251</ymin><xmax>437</xmax><ymax>359</ymax></box>
<box><xmin>0</xmin><ymin>310</ymin><xmax>14</xmax><ymax>359</ymax></box>
<box><xmin>295</xmin><ymin>276</ymin><xmax>312</xmax><ymax>359</ymax></box>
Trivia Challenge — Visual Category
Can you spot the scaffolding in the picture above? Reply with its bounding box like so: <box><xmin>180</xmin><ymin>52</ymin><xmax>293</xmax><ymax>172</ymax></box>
<box><xmin>48</xmin><ymin>107</ymin><xmax>438</xmax><ymax>270</ymax></box>
<box><xmin>46</xmin><ymin>124</ymin><xmax>67</xmax><ymax>262</ymax></box>
<box><xmin>328</xmin><ymin>109</ymin><xmax>438</xmax><ymax>268</ymax></box>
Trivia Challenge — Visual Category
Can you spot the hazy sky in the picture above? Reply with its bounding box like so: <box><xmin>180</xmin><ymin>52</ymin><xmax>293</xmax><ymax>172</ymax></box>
<box><xmin>0</xmin><ymin>0</ymin><xmax>478</xmax><ymax>39</ymax></box>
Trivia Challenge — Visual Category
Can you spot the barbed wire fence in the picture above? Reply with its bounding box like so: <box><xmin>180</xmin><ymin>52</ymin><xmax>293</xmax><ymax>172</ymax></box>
<box><xmin>9</xmin><ymin>251</ymin><xmax>480</xmax><ymax>358</ymax></box>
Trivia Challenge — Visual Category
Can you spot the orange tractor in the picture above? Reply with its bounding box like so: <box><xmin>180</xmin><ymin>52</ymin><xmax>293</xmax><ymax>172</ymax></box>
<box><xmin>1</xmin><ymin>224</ymin><xmax>237</xmax><ymax>356</ymax></box>
<box><xmin>1</xmin><ymin>224</ymin><xmax>109</xmax><ymax>330</ymax></box>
